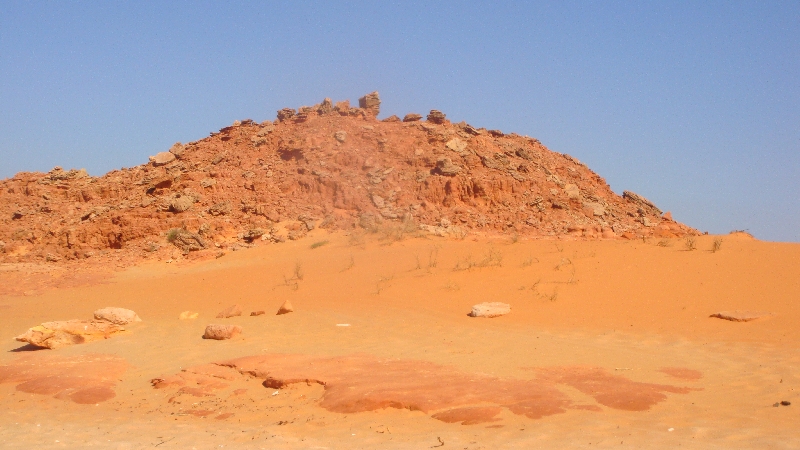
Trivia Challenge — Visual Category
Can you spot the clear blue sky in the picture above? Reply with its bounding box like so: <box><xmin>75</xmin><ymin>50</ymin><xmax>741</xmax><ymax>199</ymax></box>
<box><xmin>1</xmin><ymin>1</ymin><xmax>798</xmax><ymax>241</ymax></box>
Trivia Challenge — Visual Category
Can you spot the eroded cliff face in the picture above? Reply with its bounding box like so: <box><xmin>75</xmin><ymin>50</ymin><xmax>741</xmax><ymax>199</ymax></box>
<box><xmin>0</xmin><ymin>94</ymin><xmax>697</xmax><ymax>266</ymax></box>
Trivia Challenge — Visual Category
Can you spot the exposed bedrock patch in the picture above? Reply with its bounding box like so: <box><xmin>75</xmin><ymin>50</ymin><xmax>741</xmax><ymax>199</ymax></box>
<box><xmin>0</xmin><ymin>353</ymin><xmax>127</xmax><ymax>404</ymax></box>
<box><xmin>152</xmin><ymin>353</ymin><xmax>700</xmax><ymax>425</ymax></box>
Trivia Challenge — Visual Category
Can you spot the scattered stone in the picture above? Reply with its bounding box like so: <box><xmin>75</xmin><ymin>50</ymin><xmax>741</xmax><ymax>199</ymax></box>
<box><xmin>781</xmin><ymin>401</ymin><xmax>791</xmax><ymax>406</ymax></box>
<box><xmin>217</xmin><ymin>304</ymin><xmax>243</xmax><ymax>318</ymax></box>
<box><xmin>427</xmin><ymin>110</ymin><xmax>446</xmax><ymax>124</ymax></box>
<box><xmin>240</xmin><ymin>228</ymin><xmax>264</xmax><ymax>242</ymax></box>
<box><xmin>435</xmin><ymin>158</ymin><xmax>462</xmax><ymax>176</ymax></box>
<box><xmin>469</xmin><ymin>302</ymin><xmax>511</xmax><ymax>318</ymax></box>
<box><xmin>488</xmin><ymin>129</ymin><xmax>504</xmax><ymax>137</ymax></box>
<box><xmin>179</xmin><ymin>311</ymin><xmax>199</xmax><ymax>320</ymax></box>
<box><xmin>277</xmin><ymin>300</ymin><xmax>294</xmax><ymax>315</ymax></box>
<box><xmin>250</xmin><ymin>310</ymin><xmax>265</xmax><ymax>316</ymax></box>
<box><xmin>564</xmin><ymin>184</ymin><xmax>581</xmax><ymax>200</ymax></box>
<box><xmin>93</xmin><ymin>307</ymin><xmax>142</xmax><ymax>325</ymax></box>
<box><xmin>358</xmin><ymin>91</ymin><xmax>381</xmax><ymax>116</ymax></box>
<box><xmin>15</xmin><ymin>320</ymin><xmax>124</xmax><ymax>349</ymax></box>
<box><xmin>382</xmin><ymin>115</ymin><xmax>401</xmax><ymax>122</ymax></box>
<box><xmin>403</xmin><ymin>113</ymin><xmax>422</xmax><ymax>122</ymax></box>
<box><xmin>149</xmin><ymin>151</ymin><xmax>176</xmax><ymax>166</ymax></box>
<box><xmin>334</xmin><ymin>130</ymin><xmax>347</xmax><ymax>143</ymax></box>
<box><xmin>710</xmin><ymin>311</ymin><xmax>774</xmax><ymax>322</ymax></box>
<box><xmin>202</xmin><ymin>324</ymin><xmax>242</xmax><ymax>340</ymax></box>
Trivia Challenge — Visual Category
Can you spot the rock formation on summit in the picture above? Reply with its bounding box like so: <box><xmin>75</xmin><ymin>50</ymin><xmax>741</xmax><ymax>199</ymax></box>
<box><xmin>0</xmin><ymin>91</ymin><xmax>698</xmax><ymax>267</ymax></box>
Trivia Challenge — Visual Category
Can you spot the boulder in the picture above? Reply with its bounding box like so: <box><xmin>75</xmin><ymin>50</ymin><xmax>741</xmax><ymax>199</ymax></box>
<box><xmin>93</xmin><ymin>307</ymin><xmax>142</xmax><ymax>325</ymax></box>
<box><xmin>427</xmin><ymin>110</ymin><xmax>446</xmax><ymax>124</ymax></box>
<box><xmin>403</xmin><ymin>113</ymin><xmax>422</xmax><ymax>122</ymax></box>
<box><xmin>435</xmin><ymin>158</ymin><xmax>462</xmax><ymax>176</ymax></box>
<box><xmin>469</xmin><ymin>302</ymin><xmax>511</xmax><ymax>318</ymax></box>
<box><xmin>277</xmin><ymin>300</ymin><xmax>294</xmax><ymax>315</ymax></box>
<box><xmin>169</xmin><ymin>142</ymin><xmax>185</xmax><ymax>158</ymax></box>
<box><xmin>446</xmin><ymin>138</ymin><xmax>468</xmax><ymax>154</ymax></box>
<box><xmin>382</xmin><ymin>115</ymin><xmax>401</xmax><ymax>122</ymax></box>
<box><xmin>202</xmin><ymin>324</ymin><xmax>242</xmax><ymax>340</ymax></box>
<box><xmin>250</xmin><ymin>310</ymin><xmax>265</xmax><ymax>316</ymax></box>
<box><xmin>216</xmin><ymin>304</ymin><xmax>243</xmax><ymax>318</ymax></box>
<box><xmin>358</xmin><ymin>91</ymin><xmax>381</xmax><ymax>116</ymax></box>
<box><xmin>149</xmin><ymin>151</ymin><xmax>176</xmax><ymax>166</ymax></box>
<box><xmin>710</xmin><ymin>311</ymin><xmax>773</xmax><ymax>322</ymax></box>
<box><xmin>277</xmin><ymin>108</ymin><xmax>296</xmax><ymax>122</ymax></box>
<box><xmin>334</xmin><ymin>131</ymin><xmax>347</xmax><ymax>143</ymax></box>
<box><xmin>170</xmin><ymin>229</ymin><xmax>207</xmax><ymax>253</ymax></box>
<box><xmin>15</xmin><ymin>320</ymin><xmax>124</xmax><ymax>349</ymax></box>
<box><xmin>169</xmin><ymin>196</ymin><xmax>194</xmax><ymax>213</ymax></box>
<box><xmin>623</xmin><ymin>190</ymin><xmax>662</xmax><ymax>215</ymax></box>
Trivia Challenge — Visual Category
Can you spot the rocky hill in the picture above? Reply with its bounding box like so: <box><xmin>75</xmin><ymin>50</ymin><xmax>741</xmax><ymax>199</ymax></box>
<box><xmin>0</xmin><ymin>92</ymin><xmax>697</xmax><ymax>265</ymax></box>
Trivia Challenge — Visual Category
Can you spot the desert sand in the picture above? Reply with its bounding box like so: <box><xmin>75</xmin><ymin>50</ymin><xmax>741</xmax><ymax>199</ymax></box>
<box><xmin>1</xmin><ymin>230</ymin><xmax>799</xmax><ymax>449</ymax></box>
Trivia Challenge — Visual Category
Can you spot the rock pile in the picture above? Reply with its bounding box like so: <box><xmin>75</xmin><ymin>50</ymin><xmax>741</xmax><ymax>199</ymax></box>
<box><xmin>0</xmin><ymin>92</ymin><xmax>699</xmax><ymax>268</ymax></box>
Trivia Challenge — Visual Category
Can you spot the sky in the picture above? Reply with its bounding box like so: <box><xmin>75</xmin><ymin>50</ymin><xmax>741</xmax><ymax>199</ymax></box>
<box><xmin>1</xmin><ymin>1</ymin><xmax>798</xmax><ymax>241</ymax></box>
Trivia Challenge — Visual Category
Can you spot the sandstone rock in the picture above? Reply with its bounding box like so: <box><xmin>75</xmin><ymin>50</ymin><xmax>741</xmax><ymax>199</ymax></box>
<box><xmin>216</xmin><ymin>304</ymin><xmax>243</xmax><ymax>318</ymax></box>
<box><xmin>15</xmin><ymin>320</ymin><xmax>123</xmax><ymax>349</ymax></box>
<box><xmin>358</xmin><ymin>91</ymin><xmax>381</xmax><ymax>116</ymax></box>
<box><xmin>149</xmin><ymin>151</ymin><xmax>176</xmax><ymax>166</ymax></box>
<box><xmin>710</xmin><ymin>311</ymin><xmax>773</xmax><ymax>322</ymax></box>
<box><xmin>583</xmin><ymin>202</ymin><xmax>606</xmax><ymax>216</ymax></box>
<box><xmin>371</xmin><ymin>194</ymin><xmax>385</xmax><ymax>208</ymax></box>
<box><xmin>202</xmin><ymin>324</ymin><xmax>242</xmax><ymax>340</ymax></box>
<box><xmin>427</xmin><ymin>110</ymin><xmax>446</xmax><ymax>124</ymax></box>
<box><xmin>208</xmin><ymin>201</ymin><xmax>231</xmax><ymax>216</ymax></box>
<box><xmin>662</xmin><ymin>211</ymin><xmax>674</xmax><ymax>221</ymax></box>
<box><xmin>446</xmin><ymin>138</ymin><xmax>468</xmax><ymax>154</ymax></box>
<box><xmin>564</xmin><ymin>184</ymin><xmax>581</xmax><ymax>200</ymax></box>
<box><xmin>435</xmin><ymin>158</ymin><xmax>462</xmax><ymax>176</ymax></box>
<box><xmin>250</xmin><ymin>310</ymin><xmax>265</xmax><ymax>316</ymax></box>
<box><xmin>170</xmin><ymin>229</ymin><xmax>206</xmax><ymax>253</ymax></box>
<box><xmin>0</xmin><ymin>241</ymin><xmax>5</xmax><ymax>253</ymax></box>
<box><xmin>240</xmin><ymin>228</ymin><xmax>264</xmax><ymax>242</ymax></box>
<box><xmin>277</xmin><ymin>300</ymin><xmax>294</xmax><ymax>315</ymax></box>
<box><xmin>403</xmin><ymin>113</ymin><xmax>422</xmax><ymax>122</ymax></box>
<box><xmin>93</xmin><ymin>307</ymin><xmax>142</xmax><ymax>325</ymax></box>
<box><xmin>334</xmin><ymin>131</ymin><xmax>347</xmax><ymax>143</ymax></box>
<box><xmin>169</xmin><ymin>195</ymin><xmax>194</xmax><ymax>213</ymax></box>
<box><xmin>179</xmin><ymin>311</ymin><xmax>199</xmax><ymax>320</ymax></box>
<box><xmin>169</xmin><ymin>142</ymin><xmax>185</xmax><ymax>158</ymax></box>
<box><xmin>623</xmin><ymin>190</ymin><xmax>662</xmax><ymax>215</ymax></box>
<box><xmin>382</xmin><ymin>115</ymin><xmax>401</xmax><ymax>122</ymax></box>
<box><xmin>317</xmin><ymin>98</ymin><xmax>334</xmax><ymax>115</ymax></box>
<box><xmin>469</xmin><ymin>302</ymin><xmax>511</xmax><ymax>318</ymax></box>
<box><xmin>277</xmin><ymin>108</ymin><xmax>296</xmax><ymax>122</ymax></box>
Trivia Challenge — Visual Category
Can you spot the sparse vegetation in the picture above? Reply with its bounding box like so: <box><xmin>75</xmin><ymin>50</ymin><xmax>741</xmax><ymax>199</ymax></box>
<box><xmin>510</xmin><ymin>233</ymin><xmax>520</xmax><ymax>244</ymax></box>
<box><xmin>310</xmin><ymin>240</ymin><xmax>329</xmax><ymax>249</ymax></box>
<box><xmin>554</xmin><ymin>242</ymin><xmax>564</xmax><ymax>253</ymax></box>
<box><xmin>293</xmin><ymin>262</ymin><xmax>304</xmax><ymax>280</ymax></box>
<box><xmin>684</xmin><ymin>237</ymin><xmax>697</xmax><ymax>251</ymax></box>
<box><xmin>428</xmin><ymin>247</ymin><xmax>439</xmax><ymax>270</ymax></box>
<box><xmin>656</xmin><ymin>239</ymin><xmax>671</xmax><ymax>247</ymax></box>
<box><xmin>166</xmin><ymin>228</ymin><xmax>180</xmax><ymax>243</ymax></box>
<box><xmin>375</xmin><ymin>275</ymin><xmax>394</xmax><ymax>295</ymax></box>
<box><xmin>454</xmin><ymin>248</ymin><xmax>503</xmax><ymax>271</ymax></box>
<box><xmin>712</xmin><ymin>237</ymin><xmax>723</xmax><ymax>253</ymax></box>
<box><xmin>549</xmin><ymin>289</ymin><xmax>559</xmax><ymax>302</ymax></box>
<box><xmin>348</xmin><ymin>232</ymin><xmax>365</xmax><ymax>247</ymax></box>
<box><xmin>521</xmin><ymin>254</ymin><xmax>539</xmax><ymax>267</ymax></box>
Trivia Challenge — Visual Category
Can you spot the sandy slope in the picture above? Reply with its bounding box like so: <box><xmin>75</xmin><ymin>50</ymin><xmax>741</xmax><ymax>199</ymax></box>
<box><xmin>0</xmin><ymin>231</ymin><xmax>798</xmax><ymax>449</ymax></box>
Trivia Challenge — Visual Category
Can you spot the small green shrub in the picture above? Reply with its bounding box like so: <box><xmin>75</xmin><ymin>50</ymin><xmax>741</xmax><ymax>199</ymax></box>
<box><xmin>310</xmin><ymin>240</ymin><xmax>329</xmax><ymax>249</ymax></box>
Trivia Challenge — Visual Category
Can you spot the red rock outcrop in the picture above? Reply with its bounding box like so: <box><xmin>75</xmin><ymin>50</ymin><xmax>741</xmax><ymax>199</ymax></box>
<box><xmin>0</xmin><ymin>93</ymin><xmax>698</xmax><ymax>267</ymax></box>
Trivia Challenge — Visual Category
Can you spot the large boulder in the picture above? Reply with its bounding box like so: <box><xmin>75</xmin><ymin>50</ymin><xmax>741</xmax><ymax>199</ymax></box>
<box><xmin>468</xmin><ymin>302</ymin><xmax>511</xmax><ymax>318</ymax></box>
<box><xmin>277</xmin><ymin>300</ymin><xmax>294</xmax><ymax>315</ymax></box>
<box><xmin>93</xmin><ymin>307</ymin><xmax>141</xmax><ymax>325</ymax></box>
<box><xmin>203</xmin><ymin>324</ymin><xmax>242</xmax><ymax>340</ymax></box>
<box><xmin>15</xmin><ymin>320</ymin><xmax>124</xmax><ymax>349</ymax></box>
<box><xmin>427</xmin><ymin>110</ymin><xmax>446</xmax><ymax>124</ymax></box>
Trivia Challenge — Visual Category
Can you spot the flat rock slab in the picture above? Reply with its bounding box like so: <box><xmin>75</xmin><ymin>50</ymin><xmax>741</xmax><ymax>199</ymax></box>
<box><xmin>203</xmin><ymin>324</ymin><xmax>242</xmax><ymax>340</ymax></box>
<box><xmin>15</xmin><ymin>320</ymin><xmax>124</xmax><ymax>349</ymax></box>
<box><xmin>94</xmin><ymin>307</ymin><xmax>141</xmax><ymax>325</ymax></box>
<box><xmin>469</xmin><ymin>302</ymin><xmax>511</xmax><ymax>318</ymax></box>
<box><xmin>710</xmin><ymin>311</ymin><xmax>774</xmax><ymax>322</ymax></box>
